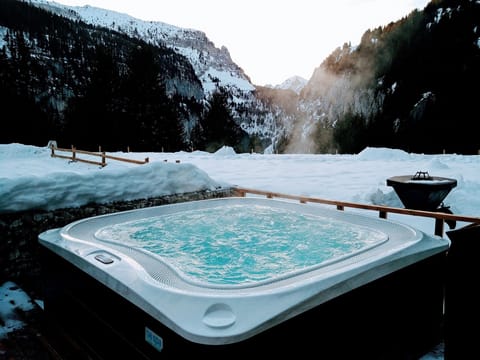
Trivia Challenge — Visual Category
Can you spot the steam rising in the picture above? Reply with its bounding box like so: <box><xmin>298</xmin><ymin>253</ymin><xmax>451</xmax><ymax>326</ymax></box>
<box><xmin>283</xmin><ymin>54</ymin><xmax>384</xmax><ymax>154</ymax></box>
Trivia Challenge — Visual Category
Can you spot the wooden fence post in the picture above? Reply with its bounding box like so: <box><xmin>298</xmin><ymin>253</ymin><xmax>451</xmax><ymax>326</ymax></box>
<box><xmin>102</xmin><ymin>152</ymin><xmax>106</xmax><ymax>167</ymax></box>
<box><xmin>71</xmin><ymin>145</ymin><xmax>76</xmax><ymax>161</ymax></box>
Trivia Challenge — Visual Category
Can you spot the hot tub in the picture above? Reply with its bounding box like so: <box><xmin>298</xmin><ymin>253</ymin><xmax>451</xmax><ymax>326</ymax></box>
<box><xmin>39</xmin><ymin>197</ymin><xmax>450</xmax><ymax>359</ymax></box>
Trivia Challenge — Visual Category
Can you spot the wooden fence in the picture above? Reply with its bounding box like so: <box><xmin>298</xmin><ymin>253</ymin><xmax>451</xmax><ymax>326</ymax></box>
<box><xmin>233</xmin><ymin>187</ymin><xmax>480</xmax><ymax>237</ymax></box>
<box><xmin>50</xmin><ymin>145</ymin><xmax>149</xmax><ymax>167</ymax></box>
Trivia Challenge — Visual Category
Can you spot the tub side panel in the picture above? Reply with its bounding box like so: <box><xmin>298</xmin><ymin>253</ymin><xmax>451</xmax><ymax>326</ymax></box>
<box><xmin>41</xmin><ymin>245</ymin><xmax>447</xmax><ymax>359</ymax></box>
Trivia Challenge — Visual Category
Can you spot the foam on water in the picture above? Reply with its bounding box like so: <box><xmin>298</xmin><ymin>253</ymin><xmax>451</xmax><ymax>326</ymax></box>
<box><xmin>95</xmin><ymin>204</ymin><xmax>387</xmax><ymax>285</ymax></box>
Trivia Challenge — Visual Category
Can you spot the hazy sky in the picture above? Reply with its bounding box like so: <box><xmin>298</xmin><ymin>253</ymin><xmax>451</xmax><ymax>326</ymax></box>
<box><xmin>53</xmin><ymin>0</ymin><xmax>431</xmax><ymax>86</ymax></box>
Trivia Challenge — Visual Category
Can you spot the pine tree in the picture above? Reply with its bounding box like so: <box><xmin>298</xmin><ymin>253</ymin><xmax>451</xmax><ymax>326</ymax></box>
<box><xmin>201</xmin><ymin>87</ymin><xmax>245</xmax><ymax>152</ymax></box>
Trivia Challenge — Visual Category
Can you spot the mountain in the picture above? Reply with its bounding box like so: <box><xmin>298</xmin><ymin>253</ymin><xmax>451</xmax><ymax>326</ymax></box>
<box><xmin>273</xmin><ymin>76</ymin><xmax>308</xmax><ymax>95</ymax></box>
<box><xmin>29</xmin><ymin>0</ymin><xmax>297</xmax><ymax>153</ymax></box>
<box><xmin>1</xmin><ymin>0</ymin><xmax>294</xmax><ymax>153</ymax></box>
<box><xmin>299</xmin><ymin>0</ymin><xmax>480</xmax><ymax>154</ymax></box>
<box><xmin>2</xmin><ymin>0</ymin><xmax>478</xmax><ymax>155</ymax></box>
<box><xmin>1</xmin><ymin>0</ymin><xmax>202</xmax><ymax>151</ymax></box>
<box><xmin>40</xmin><ymin>0</ymin><xmax>306</xmax><ymax>154</ymax></box>
<box><xmin>28</xmin><ymin>0</ymin><xmax>255</xmax><ymax>97</ymax></box>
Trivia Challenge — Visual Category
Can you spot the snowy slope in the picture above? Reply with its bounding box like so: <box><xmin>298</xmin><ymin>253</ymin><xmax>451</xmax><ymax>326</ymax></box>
<box><xmin>27</xmin><ymin>0</ymin><xmax>255</xmax><ymax>95</ymax></box>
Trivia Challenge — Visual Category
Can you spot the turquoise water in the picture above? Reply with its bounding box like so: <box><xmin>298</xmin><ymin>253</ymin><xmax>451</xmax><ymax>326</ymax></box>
<box><xmin>95</xmin><ymin>204</ymin><xmax>387</xmax><ymax>285</ymax></box>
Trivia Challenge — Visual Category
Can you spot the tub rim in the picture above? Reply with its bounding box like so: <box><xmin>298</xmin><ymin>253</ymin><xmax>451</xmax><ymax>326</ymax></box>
<box><xmin>39</xmin><ymin>197</ymin><xmax>450</xmax><ymax>345</ymax></box>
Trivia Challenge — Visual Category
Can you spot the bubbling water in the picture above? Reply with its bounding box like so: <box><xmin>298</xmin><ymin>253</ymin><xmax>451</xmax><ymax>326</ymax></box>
<box><xmin>95</xmin><ymin>204</ymin><xmax>387</xmax><ymax>285</ymax></box>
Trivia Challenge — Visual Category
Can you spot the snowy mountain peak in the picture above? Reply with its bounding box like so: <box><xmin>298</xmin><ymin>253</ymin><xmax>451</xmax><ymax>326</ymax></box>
<box><xmin>26</xmin><ymin>0</ymin><xmax>255</xmax><ymax>95</ymax></box>
<box><xmin>273</xmin><ymin>75</ymin><xmax>307</xmax><ymax>94</ymax></box>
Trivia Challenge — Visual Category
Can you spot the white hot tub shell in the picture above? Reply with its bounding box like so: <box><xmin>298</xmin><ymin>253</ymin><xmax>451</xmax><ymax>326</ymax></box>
<box><xmin>39</xmin><ymin>197</ymin><xmax>450</xmax><ymax>358</ymax></box>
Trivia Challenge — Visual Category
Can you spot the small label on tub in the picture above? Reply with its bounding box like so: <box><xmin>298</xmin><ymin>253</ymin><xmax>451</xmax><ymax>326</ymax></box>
<box><xmin>145</xmin><ymin>327</ymin><xmax>163</xmax><ymax>352</ymax></box>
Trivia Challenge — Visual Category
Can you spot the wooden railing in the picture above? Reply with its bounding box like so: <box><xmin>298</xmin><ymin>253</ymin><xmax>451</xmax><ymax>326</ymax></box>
<box><xmin>233</xmin><ymin>187</ymin><xmax>480</xmax><ymax>237</ymax></box>
<box><xmin>50</xmin><ymin>145</ymin><xmax>149</xmax><ymax>167</ymax></box>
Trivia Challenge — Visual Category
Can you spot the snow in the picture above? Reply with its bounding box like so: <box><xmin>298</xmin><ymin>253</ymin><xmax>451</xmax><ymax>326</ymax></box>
<box><xmin>3</xmin><ymin>143</ymin><xmax>479</xmax><ymax>221</ymax></box>
<box><xmin>31</xmin><ymin>0</ymin><xmax>256</xmax><ymax>94</ymax></box>
<box><xmin>2</xmin><ymin>142</ymin><xmax>480</xmax><ymax>358</ymax></box>
<box><xmin>0</xmin><ymin>282</ymin><xmax>36</xmax><ymax>339</ymax></box>
<box><xmin>273</xmin><ymin>75</ymin><xmax>308</xmax><ymax>94</ymax></box>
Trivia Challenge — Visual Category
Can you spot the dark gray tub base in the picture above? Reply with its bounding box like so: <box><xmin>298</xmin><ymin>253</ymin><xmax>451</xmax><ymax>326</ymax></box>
<box><xmin>41</xmin><ymin>248</ymin><xmax>447</xmax><ymax>360</ymax></box>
